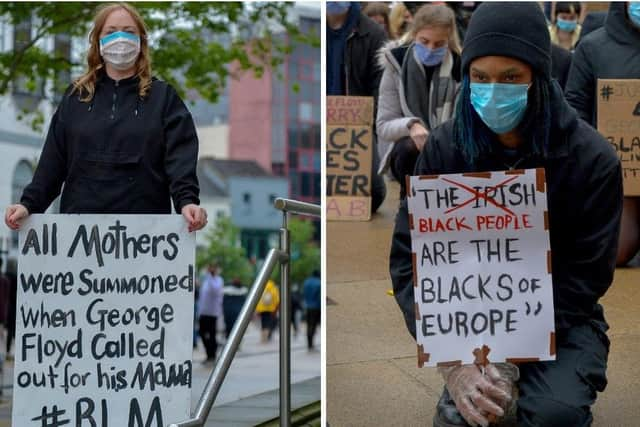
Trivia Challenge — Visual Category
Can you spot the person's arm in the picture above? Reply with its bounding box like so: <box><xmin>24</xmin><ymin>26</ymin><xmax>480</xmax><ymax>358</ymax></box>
<box><xmin>560</xmin><ymin>147</ymin><xmax>622</xmax><ymax>308</ymax></box>
<box><xmin>19</xmin><ymin>107</ymin><xmax>68</xmax><ymax>214</ymax></box>
<box><xmin>163</xmin><ymin>85</ymin><xmax>200</xmax><ymax>213</ymax></box>
<box><xmin>564</xmin><ymin>40</ymin><xmax>595</xmax><ymax>124</ymax></box>
<box><xmin>376</xmin><ymin>66</ymin><xmax>423</xmax><ymax>144</ymax></box>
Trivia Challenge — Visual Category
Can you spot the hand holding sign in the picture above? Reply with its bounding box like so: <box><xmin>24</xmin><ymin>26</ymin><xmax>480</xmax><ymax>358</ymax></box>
<box><xmin>443</xmin><ymin>364</ymin><xmax>508</xmax><ymax>427</ymax></box>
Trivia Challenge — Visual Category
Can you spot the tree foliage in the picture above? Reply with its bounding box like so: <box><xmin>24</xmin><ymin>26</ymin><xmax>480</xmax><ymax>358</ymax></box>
<box><xmin>196</xmin><ymin>215</ymin><xmax>254</xmax><ymax>286</ymax></box>
<box><xmin>271</xmin><ymin>217</ymin><xmax>320</xmax><ymax>286</ymax></box>
<box><xmin>0</xmin><ymin>1</ymin><xmax>319</xmax><ymax>128</ymax></box>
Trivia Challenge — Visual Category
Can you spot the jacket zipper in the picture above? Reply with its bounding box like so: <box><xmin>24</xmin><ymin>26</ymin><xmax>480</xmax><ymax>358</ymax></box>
<box><xmin>344</xmin><ymin>32</ymin><xmax>355</xmax><ymax>96</ymax></box>
<box><xmin>111</xmin><ymin>80</ymin><xmax>118</xmax><ymax>120</ymax></box>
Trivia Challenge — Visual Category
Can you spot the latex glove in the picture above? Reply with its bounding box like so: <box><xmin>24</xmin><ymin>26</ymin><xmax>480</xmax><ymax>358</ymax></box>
<box><xmin>4</xmin><ymin>204</ymin><xmax>29</xmax><ymax>230</ymax></box>
<box><xmin>181</xmin><ymin>204</ymin><xmax>207</xmax><ymax>232</ymax></box>
<box><xmin>485</xmin><ymin>363</ymin><xmax>519</xmax><ymax>412</ymax></box>
<box><xmin>409</xmin><ymin>121</ymin><xmax>429</xmax><ymax>151</ymax></box>
<box><xmin>441</xmin><ymin>364</ymin><xmax>510</xmax><ymax>427</ymax></box>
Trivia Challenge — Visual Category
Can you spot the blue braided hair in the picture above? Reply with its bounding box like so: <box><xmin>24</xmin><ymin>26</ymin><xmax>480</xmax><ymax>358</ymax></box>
<box><xmin>453</xmin><ymin>74</ymin><xmax>552</xmax><ymax>165</ymax></box>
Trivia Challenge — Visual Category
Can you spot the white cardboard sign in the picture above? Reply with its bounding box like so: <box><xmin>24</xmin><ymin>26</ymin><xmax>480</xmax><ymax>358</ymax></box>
<box><xmin>407</xmin><ymin>169</ymin><xmax>555</xmax><ymax>367</ymax></box>
<box><xmin>13</xmin><ymin>214</ymin><xmax>195</xmax><ymax>427</ymax></box>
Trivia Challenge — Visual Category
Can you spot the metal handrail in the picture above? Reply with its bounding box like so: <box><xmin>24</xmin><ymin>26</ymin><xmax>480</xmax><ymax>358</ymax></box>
<box><xmin>274</xmin><ymin>197</ymin><xmax>321</xmax><ymax>217</ymax></box>
<box><xmin>169</xmin><ymin>198</ymin><xmax>320</xmax><ymax>427</ymax></box>
<box><xmin>169</xmin><ymin>248</ymin><xmax>285</xmax><ymax>427</ymax></box>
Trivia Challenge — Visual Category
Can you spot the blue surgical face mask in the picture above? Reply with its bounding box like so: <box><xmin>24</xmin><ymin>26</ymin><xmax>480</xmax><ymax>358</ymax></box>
<box><xmin>629</xmin><ymin>3</ymin><xmax>640</xmax><ymax>27</ymax></box>
<box><xmin>470</xmin><ymin>82</ymin><xmax>530</xmax><ymax>134</ymax></box>
<box><xmin>327</xmin><ymin>2</ymin><xmax>351</xmax><ymax>16</ymax></box>
<box><xmin>556</xmin><ymin>17</ymin><xmax>578</xmax><ymax>32</ymax></box>
<box><xmin>99</xmin><ymin>31</ymin><xmax>140</xmax><ymax>70</ymax></box>
<box><xmin>414</xmin><ymin>43</ymin><xmax>447</xmax><ymax>67</ymax></box>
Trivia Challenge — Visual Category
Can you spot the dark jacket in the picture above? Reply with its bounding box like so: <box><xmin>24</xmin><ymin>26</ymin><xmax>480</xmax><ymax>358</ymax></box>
<box><xmin>565</xmin><ymin>3</ymin><xmax>640</xmax><ymax>125</ymax></box>
<box><xmin>390</xmin><ymin>81</ymin><xmax>622</xmax><ymax>338</ymax></box>
<box><xmin>344</xmin><ymin>13</ymin><xmax>387</xmax><ymax>98</ymax></box>
<box><xmin>21</xmin><ymin>71</ymin><xmax>199</xmax><ymax>214</ymax></box>
<box><xmin>550</xmin><ymin>43</ymin><xmax>572</xmax><ymax>90</ymax></box>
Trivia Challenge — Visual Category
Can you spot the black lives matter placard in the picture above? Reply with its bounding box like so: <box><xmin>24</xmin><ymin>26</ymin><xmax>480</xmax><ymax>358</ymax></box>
<box><xmin>407</xmin><ymin>170</ymin><xmax>555</xmax><ymax>367</ymax></box>
<box><xmin>326</xmin><ymin>96</ymin><xmax>374</xmax><ymax>221</ymax></box>
<box><xmin>13</xmin><ymin>215</ymin><xmax>194</xmax><ymax>427</ymax></box>
<box><xmin>597</xmin><ymin>79</ymin><xmax>640</xmax><ymax>195</ymax></box>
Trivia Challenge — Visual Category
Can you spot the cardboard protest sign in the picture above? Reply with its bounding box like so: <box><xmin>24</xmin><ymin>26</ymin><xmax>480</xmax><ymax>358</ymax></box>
<box><xmin>327</xmin><ymin>96</ymin><xmax>374</xmax><ymax>221</ymax></box>
<box><xmin>407</xmin><ymin>169</ymin><xmax>555</xmax><ymax>367</ymax></box>
<box><xmin>597</xmin><ymin>79</ymin><xmax>640</xmax><ymax>195</ymax></box>
<box><xmin>13</xmin><ymin>215</ymin><xmax>194</xmax><ymax>427</ymax></box>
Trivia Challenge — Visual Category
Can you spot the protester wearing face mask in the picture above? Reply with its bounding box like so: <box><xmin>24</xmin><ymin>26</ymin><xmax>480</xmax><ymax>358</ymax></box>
<box><xmin>4</xmin><ymin>3</ymin><xmax>206</xmax><ymax>232</ymax></box>
<box><xmin>376</xmin><ymin>4</ymin><xmax>461</xmax><ymax>198</ymax></box>
<box><xmin>566</xmin><ymin>2</ymin><xmax>640</xmax><ymax>266</ymax></box>
<box><xmin>390</xmin><ymin>3</ymin><xmax>621</xmax><ymax>426</ymax></box>
<box><xmin>549</xmin><ymin>2</ymin><xmax>582</xmax><ymax>51</ymax></box>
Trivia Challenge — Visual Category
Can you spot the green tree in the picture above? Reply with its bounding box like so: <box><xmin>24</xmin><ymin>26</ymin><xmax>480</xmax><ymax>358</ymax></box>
<box><xmin>0</xmin><ymin>1</ymin><xmax>319</xmax><ymax>129</ymax></box>
<box><xmin>271</xmin><ymin>217</ymin><xmax>320</xmax><ymax>286</ymax></box>
<box><xmin>197</xmin><ymin>215</ymin><xmax>254</xmax><ymax>286</ymax></box>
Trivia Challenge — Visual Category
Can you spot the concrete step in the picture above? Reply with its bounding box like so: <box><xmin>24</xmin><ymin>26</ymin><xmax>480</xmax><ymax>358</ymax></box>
<box><xmin>203</xmin><ymin>376</ymin><xmax>320</xmax><ymax>427</ymax></box>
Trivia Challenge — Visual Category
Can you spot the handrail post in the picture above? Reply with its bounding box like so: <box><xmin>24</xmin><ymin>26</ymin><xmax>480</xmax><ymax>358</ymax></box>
<box><xmin>169</xmin><ymin>248</ymin><xmax>282</xmax><ymax>427</ymax></box>
<box><xmin>279</xmin><ymin>211</ymin><xmax>291</xmax><ymax>427</ymax></box>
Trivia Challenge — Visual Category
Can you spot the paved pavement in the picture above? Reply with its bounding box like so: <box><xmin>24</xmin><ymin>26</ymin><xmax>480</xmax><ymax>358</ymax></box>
<box><xmin>327</xmin><ymin>179</ymin><xmax>640</xmax><ymax>426</ymax></box>
<box><xmin>0</xmin><ymin>318</ymin><xmax>321</xmax><ymax>426</ymax></box>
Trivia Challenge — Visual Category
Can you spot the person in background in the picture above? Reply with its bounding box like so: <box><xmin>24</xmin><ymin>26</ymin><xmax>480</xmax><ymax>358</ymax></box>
<box><xmin>391</xmin><ymin>3</ymin><xmax>621</xmax><ymax>426</ymax></box>
<box><xmin>222</xmin><ymin>278</ymin><xmax>248</xmax><ymax>339</ymax></box>
<box><xmin>198</xmin><ymin>264</ymin><xmax>224</xmax><ymax>364</ymax></box>
<box><xmin>3</xmin><ymin>259</ymin><xmax>16</xmax><ymax>359</ymax></box>
<box><xmin>303</xmin><ymin>270</ymin><xmax>321</xmax><ymax>352</ymax></box>
<box><xmin>291</xmin><ymin>283</ymin><xmax>303</xmax><ymax>338</ymax></box>
<box><xmin>363</xmin><ymin>2</ymin><xmax>391</xmax><ymax>38</ymax></box>
<box><xmin>4</xmin><ymin>2</ymin><xmax>206</xmax><ymax>232</ymax></box>
<box><xmin>566</xmin><ymin>2</ymin><xmax>640</xmax><ymax>266</ymax></box>
<box><xmin>549</xmin><ymin>2</ymin><xmax>582</xmax><ymax>50</ymax></box>
<box><xmin>550</xmin><ymin>43</ymin><xmax>572</xmax><ymax>90</ymax></box>
<box><xmin>327</xmin><ymin>1</ymin><xmax>387</xmax><ymax>213</ymax></box>
<box><xmin>377</xmin><ymin>4</ymin><xmax>461</xmax><ymax>199</ymax></box>
<box><xmin>389</xmin><ymin>2</ymin><xmax>412</xmax><ymax>40</ymax></box>
<box><xmin>577</xmin><ymin>10</ymin><xmax>607</xmax><ymax>45</ymax></box>
<box><xmin>256</xmin><ymin>279</ymin><xmax>280</xmax><ymax>343</ymax></box>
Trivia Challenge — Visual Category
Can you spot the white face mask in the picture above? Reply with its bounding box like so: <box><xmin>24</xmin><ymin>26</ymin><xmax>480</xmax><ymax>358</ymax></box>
<box><xmin>99</xmin><ymin>31</ymin><xmax>141</xmax><ymax>71</ymax></box>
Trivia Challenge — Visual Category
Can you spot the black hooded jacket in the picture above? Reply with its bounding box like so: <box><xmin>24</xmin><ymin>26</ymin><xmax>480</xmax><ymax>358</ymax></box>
<box><xmin>390</xmin><ymin>81</ymin><xmax>622</xmax><ymax>338</ymax></box>
<box><xmin>20</xmin><ymin>71</ymin><xmax>199</xmax><ymax>214</ymax></box>
<box><xmin>565</xmin><ymin>3</ymin><xmax>640</xmax><ymax>125</ymax></box>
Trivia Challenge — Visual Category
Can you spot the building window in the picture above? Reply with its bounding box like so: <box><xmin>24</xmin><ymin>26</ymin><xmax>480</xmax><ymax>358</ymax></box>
<box><xmin>269</xmin><ymin>194</ymin><xmax>277</xmax><ymax>204</ymax></box>
<box><xmin>13</xmin><ymin>17</ymin><xmax>45</xmax><ymax>106</ymax></box>
<box><xmin>243</xmin><ymin>193</ymin><xmax>251</xmax><ymax>203</ymax></box>
<box><xmin>11</xmin><ymin>160</ymin><xmax>33</xmax><ymax>249</ymax></box>
<box><xmin>53</xmin><ymin>34</ymin><xmax>72</xmax><ymax>102</ymax></box>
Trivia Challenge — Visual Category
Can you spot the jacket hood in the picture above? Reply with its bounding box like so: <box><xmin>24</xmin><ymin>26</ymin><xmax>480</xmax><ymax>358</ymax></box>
<box><xmin>376</xmin><ymin>38</ymin><xmax>410</xmax><ymax>71</ymax></box>
<box><xmin>605</xmin><ymin>2</ymin><xmax>640</xmax><ymax>46</ymax></box>
<box><xmin>548</xmin><ymin>79</ymin><xmax>578</xmax><ymax>135</ymax></box>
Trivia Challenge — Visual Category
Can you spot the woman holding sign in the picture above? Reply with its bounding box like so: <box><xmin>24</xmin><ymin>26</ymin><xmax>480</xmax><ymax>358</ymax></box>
<box><xmin>566</xmin><ymin>2</ymin><xmax>640</xmax><ymax>266</ymax></box>
<box><xmin>376</xmin><ymin>4</ymin><xmax>461</xmax><ymax>199</ymax></box>
<box><xmin>390</xmin><ymin>3</ymin><xmax>622</xmax><ymax>427</ymax></box>
<box><xmin>4</xmin><ymin>3</ymin><xmax>207</xmax><ymax>232</ymax></box>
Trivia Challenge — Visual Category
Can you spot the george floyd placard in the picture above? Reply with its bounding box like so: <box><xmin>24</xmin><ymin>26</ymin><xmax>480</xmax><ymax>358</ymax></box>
<box><xmin>407</xmin><ymin>169</ymin><xmax>555</xmax><ymax>367</ymax></box>
<box><xmin>597</xmin><ymin>79</ymin><xmax>640</xmax><ymax>195</ymax></box>
<box><xmin>326</xmin><ymin>96</ymin><xmax>374</xmax><ymax>221</ymax></box>
<box><xmin>12</xmin><ymin>215</ymin><xmax>194</xmax><ymax>427</ymax></box>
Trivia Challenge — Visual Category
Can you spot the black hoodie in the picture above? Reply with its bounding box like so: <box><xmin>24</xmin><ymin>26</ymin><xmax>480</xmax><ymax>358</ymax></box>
<box><xmin>565</xmin><ymin>2</ymin><xmax>640</xmax><ymax>125</ymax></box>
<box><xmin>20</xmin><ymin>72</ymin><xmax>199</xmax><ymax>214</ymax></box>
<box><xmin>390</xmin><ymin>81</ymin><xmax>622</xmax><ymax>338</ymax></box>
